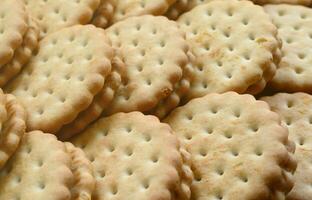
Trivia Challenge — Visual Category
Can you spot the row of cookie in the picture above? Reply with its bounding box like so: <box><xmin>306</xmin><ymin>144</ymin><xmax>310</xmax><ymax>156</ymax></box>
<box><xmin>2</xmin><ymin>14</ymin><xmax>192</xmax><ymax>140</ymax></box>
<box><xmin>166</xmin><ymin>0</ymin><xmax>312</xmax><ymax>20</ymax></box>
<box><xmin>0</xmin><ymin>111</ymin><xmax>193</xmax><ymax>200</ymax></box>
<box><xmin>0</xmin><ymin>92</ymin><xmax>302</xmax><ymax>200</ymax></box>
<box><xmin>17</xmin><ymin>0</ymin><xmax>312</xmax><ymax>41</ymax></box>
<box><xmin>152</xmin><ymin>2</ymin><xmax>312</xmax><ymax>117</ymax></box>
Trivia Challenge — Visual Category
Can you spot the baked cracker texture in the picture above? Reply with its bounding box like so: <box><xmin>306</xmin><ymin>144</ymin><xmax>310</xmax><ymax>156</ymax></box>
<box><xmin>22</xmin><ymin>0</ymin><xmax>100</xmax><ymax>38</ymax></box>
<box><xmin>0</xmin><ymin>16</ymin><xmax>40</xmax><ymax>87</ymax></box>
<box><xmin>0</xmin><ymin>131</ymin><xmax>74</xmax><ymax>200</ymax></box>
<box><xmin>5</xmin><ymin>25</ymin><xmax>113</xmax><ymax>133</ymax></box>
<box><xmin>71</xmin><ymin>112</ymin><xmax>192</xmax><ymax>200</ymax></box>
<box><xmin>104</xmin><ymin>15</ymin><xmax>188</xmax><ymax>114</ymax></box>
<box><xmin>0</xmin><ymin>0</ymin><xmax>28</xmax><ymax>67</ymax></box>
<box><xmin>0</xmin><ymin>92</ymin><xmax>26</xmax><ymax>170</ymax></box>
<box><xmin>111</xmin><ymin>0</ymin><xmax>176</xmax><ymax>23</ymax></box>
<box><xmin>165</xmin><ymin>92</ymin><xmax>297</xmax><ymax>200</ymax></box>
<box><xmin>177</xmin><ymin>0</ymin><xmax>280</xmax><ymax>100</ymax></box>
<box><xmin>262</xmin><ymin>93</ymin><xmax>312</xmax><ymax>200</ymax></box>
<box><xmin>265</xmin><ymin>5</ymin><xmax>312</xmax><ymax>92</ymax></box>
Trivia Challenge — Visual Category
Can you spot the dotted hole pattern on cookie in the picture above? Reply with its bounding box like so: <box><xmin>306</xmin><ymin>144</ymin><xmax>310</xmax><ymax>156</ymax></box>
<box><xmin>167</xmin><ymin>93</ymin><xmax>291</xmax><ymax>199</ymax></box>
<box><xmin>106</xmin><ymin>16</ymin><xmax>187</xmax><ymax>109</ymax></box>
<box><xmin>5</xmin><ymin>25</ymin><xmax>112</xmax><ymax>132</ymax></box>
<box><xmin>24</xmin><ymin>0</ymin><xmax>99</xmax><ymax>37</ymax></box>
<box><xmin>178</xmin><ymin>1</ymin><xmax>278</xmax><ymax>94</ymax></box>
<box><xmin>265</xmin><ymin>6</ymin><xmax>312</xmax><ymax>81</ymax></box>
<box><xmin>73</xmin><ymin>113</ymin><xmax>182</xmax><ymax>199</ymax></box>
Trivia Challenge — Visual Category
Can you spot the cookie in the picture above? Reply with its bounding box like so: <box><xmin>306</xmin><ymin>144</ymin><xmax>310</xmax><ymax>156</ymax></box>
<box><xmin>91</xmin><ymin>0</ymin><xmax>116</xmax><ymax>28</ymax></box>
<box><xmin>0</xmin><ymin>16</ymin><xmax>40</xmax><ymax>87</ymax></box>
<box><xmin>0</xmin><ymin>0</ymin><xmax>28</xmax><ymax>68</ymax></box>
<box><xmin>265</xmin><ymin>5</ymin><xmax>312</xmax><ymax>92</ymax></box>
<box><xmin>0</xmin><ymin>131</ymin><xmax>74</xmax><ymax>200</ymax></box>
<box><xmin>22</xmin><ymin>0</ymin><xmax>100</xmax><ymax>38</ymax></box>
<box><xmin>165</xmin><ymin>92</ymin><xmax>297</xmax><ymax>199</ymax></box>
<box><xmin>177</xmin><ymin>0</ymin><xmax>280</xmax><ymax>100</ymax></box>
<box><xmin>65</xmin><ymin>142</ymin><xmax>95</xmax><ymax>200</ymax></box>
<box><xmin>104</xmin><ymin>15</ymin><xmax>188</xmax><ymax>114</ymax></box>
<box><xmin>262</xmin><ymin>93</ymin><xmax>312</xmax><ymax>200</ymax></box>
<box><xmin>5</xmin><ymin>25</ymin><xmax>113</xmax><ymax>133</ymax></box>
<box><xmin>111</xmin><ymin>0</ymin><xmax>176</xmax><ymax>23</ymax></box>
<box><xmin>0</xmin><ymin>92</ymin><xmax>26</xmax><ymax>170</ymax></box>
<box><xmin>57</xmin><ymin>56</ymin><xmax>126</xmax><ymax>141</ymax></box>
<box><xmin>71</xmin><ymin>112</ymin><xmax>192</xmax><ymax>200</ymax></box>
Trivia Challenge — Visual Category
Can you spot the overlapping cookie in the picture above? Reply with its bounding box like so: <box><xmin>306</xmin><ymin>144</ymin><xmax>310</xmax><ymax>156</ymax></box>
<box><xmin>0</xmin><ymin>131</ymin><xmax>95</xmax><ymax>200</ymax></box>
<box><xmin>71</xmin><ymin>112</ymin><xmax>192</xmax><ymax>200</ymax></box>
<box><xmin>103</xmin><ymin>15</ymin><xmax>188</xmax><ymax>114</ymax></box>
<box><xmin>265</xmin><ymin>5</ymin><xmax>312</xmax><ymax>92</ymax></box>
<box><xmin>5</xmin><ymin>25</ymin><xmax>113</xmax><ymax>133</ymax></box>
<box><xmin>165</xmin><ymin>92</ymin><xmax>297</xmax><ymax>199</ymax></box>
<box><xmin>22</xmin><ymin>0</ymin><xmax>100</xmax><ymax>38</ymax></box>
<box><xmin>0</xmin><ymin>91</ymin><xmax>26</xmax><ymax>170</ymax></box>
<box><xmin>262</xmin><ymin>93</ymin><xmax>312</xmax><ymax>200</ymax></box>
<box><xmin>0</xmin><ymin>0</ymin><xmax>28</xmax><ymax>68</ymax></box>
<box><xmin>177</xmin><ymin>0</ymin><xmax>280</xmax><ymax>101</ymax></box>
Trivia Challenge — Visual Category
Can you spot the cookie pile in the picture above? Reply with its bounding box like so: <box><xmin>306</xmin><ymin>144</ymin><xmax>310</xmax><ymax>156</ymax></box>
<box><xmin>1</xmin><ymin>0</ymin><xmax>312</xmax><ymax>199</ymax></box>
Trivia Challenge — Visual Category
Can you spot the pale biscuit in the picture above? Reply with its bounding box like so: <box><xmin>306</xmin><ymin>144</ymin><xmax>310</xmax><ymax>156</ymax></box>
<box><xmin>177</xmin><ymin>1</ymin><xmax>280</xmax><ymax>100</ymax></box>
<box><xmin>57</xmin><ymin>56</ymin><xmax>126</xmax><ymax>141</ymax></box>
<box><xmin>91</xmin><ymin>0</ymin><xmax>116</xmax><ymax>28</ymax></box>
<box><xmin>65</xmin><ymin>142</ymin><xmax>95</xmax><ymax>200</ymax></box>
<box><xmin>22</xmin><ymin>0</ymin><xmax>100</xmax><ymax>38</ymax></box>
<box><xmin>261</xmin><ymin>93</ymin><xmax>312</xmax><ymax>200</ymax></box>
<box><xmin>0</xmin><ymin>0</ymin><xmax>28</xmax><ymax>67</ymax></box>
<box><xmin>104</xmin><ymin>15</ymin><xmax>188</xmax><ymax>114</ymax></box>
<box><xmin>265</xmin><ymin>5</ymin><xmax>312</xmax><ymax>92</ymax></box>
<box><xmin>5</xmin><ymin>25</ymin><xmax>113</xmax><ymax>133</ymax></box>
<box><xmin>165</xmin><ymin>92</ymin><xmax>297</xmax><ymax>199</ymax></box>
<box><xmin>0</xmin><ymin>131</ymin><xmax>74</xmax><ymax>200</ymax></box>
<box><xmin>0</xmin><ymin>16</ymin><xmax>40</xmax><ymax>87</ymax></box>
<box><xmin>71</xmin><ymin>112</ymin><xmax>191</xmax><ymax>200</ymax></box>
<box><xmin>111</xmin><ymin>0</ymin><xmax>176</xmax><ymax>23</ymax></box>
<box><xmin>0</xmin><ymin>93</ymin><xmax>26</xmax><ymax>170</ymax></box>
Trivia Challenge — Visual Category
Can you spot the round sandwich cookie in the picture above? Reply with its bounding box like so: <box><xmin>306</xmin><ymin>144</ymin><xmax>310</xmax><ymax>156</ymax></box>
<box><xmin>165</xmin><ymin>92</ymin><xmax>297</xmax><ymax>200</ymax></box>
<box><xmin>265</xmin><ymin>5</ymin><xmax>312</xmax><ymax>92</ymax></box>
<box><xmin>0</xmin><ymin>91</ymin><xmax>26</xmax><ymax>170</ymax></box>
<box><xmin>0</xmin><ymin>16</ymin><xmax>40</xmax><ymax>87</ymax></box>
<box><xmin>262</xmin><ymin>93</ymin><xmax>312</xmax><ymax>200</ymax></box>
<box><xmin>22</xmin><ymin>0</ymin><xmax>100</xmax><ymax>38</ymax></box>
<box><xmin>71</xmin><ymin>112</ymin><xmax>193</xmax><ymax>200</ymax></box>
<box><xmin>110</xmin><ymin>0</ymin><xmax>176</xmax><ymax>23</ymax></box>
<box><xmin>177</xmin><ymin>0</ymin><xmax>281</xmax><ymax>100</ymax></box>
<box><xmin>104</xmin><ymin>15</ymin><xmax>188</xmax><ymax>114</ymax></box>
<box><xmin>0</xmin><ymin>0</ymin><xmax>28</xmax><ymax>68</ymax></box>
<box><xmin>0</xmin><ymin>131</ymin><xmax>95</xmax><ymax>200</ymax></box>
<box><xmin>5</xmin><ymin>25</ymin><xmax>113</xmax><ymax>134</ymax></box>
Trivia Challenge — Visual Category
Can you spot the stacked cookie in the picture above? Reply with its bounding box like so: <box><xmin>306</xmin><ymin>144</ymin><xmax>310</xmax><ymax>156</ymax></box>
<box><xmin>2</xmin><ymin>0</ymin><xmax>312</xmax><ymax>199</ymax></box>
<box><xmin>0</xmin><ymin>0</ymin><xmax>40</xmax><ymax>88</ymax></box>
